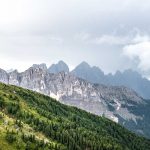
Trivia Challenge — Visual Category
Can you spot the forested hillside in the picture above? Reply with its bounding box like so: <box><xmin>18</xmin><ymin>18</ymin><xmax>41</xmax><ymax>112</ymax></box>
<box><xmin>0</xmin><ymin>82</ymin><xmax>150</xmax><ymax>150</ymax></box>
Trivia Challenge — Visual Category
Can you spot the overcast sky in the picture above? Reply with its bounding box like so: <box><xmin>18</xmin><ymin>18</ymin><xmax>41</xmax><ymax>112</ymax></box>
<box><xmin>0</xmin><ymin>0</ymin><xmax>150</xmax><ymax>78</ymax></box>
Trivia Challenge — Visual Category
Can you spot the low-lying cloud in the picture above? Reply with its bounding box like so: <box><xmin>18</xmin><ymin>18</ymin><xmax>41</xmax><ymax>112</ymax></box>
<box><xmin>123</xmin><ymin>40</ymin><xmax>150</xmax><ymax>74</ymax></box>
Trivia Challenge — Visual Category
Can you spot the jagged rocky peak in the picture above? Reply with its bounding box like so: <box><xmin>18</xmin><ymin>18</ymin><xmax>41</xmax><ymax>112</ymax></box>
<box><xmin>72</xmin><ymin>61</ymin><xmax>104</xmax><ymax>74</ymax></box>
<box><xmin>9</xmin><ymin>69</ymin><xmax>18</xmax><ymax>74</ymax></box>
<box><xmin>20</xmin><ymin>66</ymin><xmax>47</xmax><ymax>92</ymax></box>
<box><xmin>9</xmin><ymin>70</ymin><xmax>20</xmax><ymax>86</ymax></box>
<box><xmin>71</xmin><ymin>61</ymin><xmax>91</xmax><ymax>76</ymax></box>
<box><xmin>75</xmin><ymin>61</ymin><xmax>90</xmax><ymax>69</ymax></box>
<box><xmin>114</xmin><ymin>69</ymin><xmax>140</xmax><ymax>78</ymax></box>
<box><xmin>72</xmin><ymin>61</ymin><xmax>105</xmax><ymax>83</ymax></box>
<box><xmin>48</xmin><ymin>60</ymin><xmax>69</xmax><ymax>73</ymax></box>
<box><xmin>123</xmin><ymin>69</ymin><xmax>142</xmax><ymax>78</ymax></box>
<box><xmin>0</xmin><ymin>68</ymin><xmax>9</xmax><ymax>84</ymax></box>
<box><xmin>32</xmin><ymin>63</ymin><xmax>47</xmax><ymax>71</ymax></box>
<box><xmin>23</xmin><ymin>64</ymin><xmax>47</xmax><ymax>78</ymax></box>
<box><xmin>6</xmin><ymin>68</ymin><xmax>15</xmax><ymax>73</ymax></box>
<box><xmin>79</xmin><ymin>61</ymin><xmax>90</xmax><ymax>66</ymax></box>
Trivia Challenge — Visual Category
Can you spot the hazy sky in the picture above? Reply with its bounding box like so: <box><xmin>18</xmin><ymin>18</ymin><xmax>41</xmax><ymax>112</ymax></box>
<box><xmin>0</xmin><ymin>0</ymin><xmax>150</xmax><ymax>77</ymax></box>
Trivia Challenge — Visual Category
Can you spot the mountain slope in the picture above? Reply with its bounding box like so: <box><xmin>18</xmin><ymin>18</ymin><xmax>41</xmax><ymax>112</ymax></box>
<box><xmin>0</xmin><ymin>82</ymin><xmax>150</xmax><ymax>150</ymax></box>
<box><xmin>0</xmin><ymin>66</ymin><xmax>150</xmax><ymax>138</ymax></box>
<box><xmin>72</xmin><ymin>62</ymin><xmax>150</xmax><ymax>99</ymax></box>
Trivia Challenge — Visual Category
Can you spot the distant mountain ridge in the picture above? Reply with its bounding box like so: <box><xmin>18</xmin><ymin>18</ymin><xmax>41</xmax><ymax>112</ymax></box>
<box><xmin>0</xmin><ymin>64</ymin><xmax>150</xmax><ymax>138</ymax></box>
<box><xmin>71</xmin><ymin>61</ymin><xmax>106</xmax><ymax>84</ymax></box>
<box><xmin>48</xmin><ymin>61</ymin><xmax>69</xmax><ymax>73</ymax></box>
<box><xmin>71</xmin><ymin>62</ymin><xmax>150</xmax><ymax>99</ymax></box>
<box><xmin>33</xmin><ymin>60</ymin><xmax>150</xmax><ymax>99</ymax></box>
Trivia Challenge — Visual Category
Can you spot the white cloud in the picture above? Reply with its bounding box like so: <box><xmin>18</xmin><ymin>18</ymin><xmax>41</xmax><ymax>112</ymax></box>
<box><xmin>1</xmin><ymin>0</ymin><xmax>150</xmax><ymax>76</ymax></box>
<box><xmin>74</xmin><ymin>29</ymin><xmax>136</xmax><ymax>45</ymax></box>
<box><xmin>132</xmin><ymin>34</ymin><xmax>150</xmax><ymax>43</ymax></box>
<box><xmin>85</xmin><ymin>31</ymin><xmax>150</xmax><ymax>46</ymax></box>
<box><xmin>74</xmin><ymin>32</ymin><xmax>91</xmax><ymax>41</ymax></box>
<box><xmin>123</xmin><ymin>41</ymin><xmax>150</xmax><ymax>72</ymax></box>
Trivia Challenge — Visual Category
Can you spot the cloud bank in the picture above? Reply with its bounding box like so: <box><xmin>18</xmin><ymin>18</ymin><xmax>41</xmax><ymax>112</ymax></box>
<box><xmin>0</xmin><ymin>0</ymin><xmax>150</xmax><ymax>77</ymax></box>
<box><xmin>123</xmin><ymin>42</ymin><xmax>150</xmax><ymax>70</ymax></box>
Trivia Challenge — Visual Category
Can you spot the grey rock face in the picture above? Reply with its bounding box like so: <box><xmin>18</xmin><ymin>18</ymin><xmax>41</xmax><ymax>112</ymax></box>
<box><xmin>0</xmin><ymin>69</ymin><xmax>9</xmax><ymax>84</ymax></box>
<box><xmin>0</xmin><ymin>65</ymin><xmax>150</xmax><ymax>138</ymax></box>
<box><xmin>6</xmin><ymin>69</ymin><xmax>15</xmax><ymax>73</ymax></box>
<box><xmin>48</xmin><ymin>61</ymin><xmax>69</xmax><ymax>73</ymax></box>
<box><xmin>32</xmin><ymin>63</ymin><xmax>47</xmax><ymax>71</ymax></box>
<box><xmin>20</xmin><ymin>66</ymin><xmax>47</xmax><ymax>92</ymax></box>
<box><xmin>9</xmin><ymin>70</ymin><xmax>20</xmax><ymax>86</ymax></box>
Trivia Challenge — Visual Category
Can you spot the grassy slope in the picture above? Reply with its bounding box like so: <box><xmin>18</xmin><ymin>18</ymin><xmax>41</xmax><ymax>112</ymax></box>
<box><xmin>0</xmin><ymin>82</ymin><xmax>150</xmax><ymax>150</ymax></box>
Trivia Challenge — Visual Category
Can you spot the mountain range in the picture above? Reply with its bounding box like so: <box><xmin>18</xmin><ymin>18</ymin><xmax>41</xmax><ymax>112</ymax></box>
<box><xmin>35</xmin><ymin>60</ymin><xmax>150</xmax><ymax>100</ymax></box>
<box><xmin>0</xmin><ymin>62</ymin><xmax>150</xmax><ymax>138</ymax></box>
<box><xmin>71</xmin><ymin>61</ymin><xmax>150</xmax><ymax>100</ymax></box>
<box><xmin>5</xmin><ymin>60</ymin><xmax>150</xmax><ymax>100</ymax></box>
<box><xmin>46</xmin><ymin>60</ymin><xmax>150</xmax><ymax>99</ymax></box>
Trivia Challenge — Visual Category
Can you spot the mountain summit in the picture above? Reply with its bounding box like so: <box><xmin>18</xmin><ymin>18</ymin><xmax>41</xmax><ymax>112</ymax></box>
<box><xmin>48</xmin><ymin>61</ymin><xmax>69</xmax><ymax>73</ymax></box>
<box><xmin>71</xmin><ymin>61</ymin><xmax>105</xmax><ymax>83</ymax></box>
<box><xmin>32</xmin><ymin>63</ymin><xmax>47</xmax><ymax>71</ymax></box>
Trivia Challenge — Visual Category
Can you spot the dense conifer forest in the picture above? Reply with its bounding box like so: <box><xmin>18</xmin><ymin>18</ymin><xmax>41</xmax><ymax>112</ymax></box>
<box><xmin>0</xmin><ymin>82</ymin><xmax>150</xmax><ymax>150</ymax></box>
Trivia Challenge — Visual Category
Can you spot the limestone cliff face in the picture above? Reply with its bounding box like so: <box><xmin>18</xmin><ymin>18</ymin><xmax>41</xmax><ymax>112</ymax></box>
<box><xmin>0</xmin><ymin>69</ymin><xmax>9</xmax><ymax>84</ymax></box>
